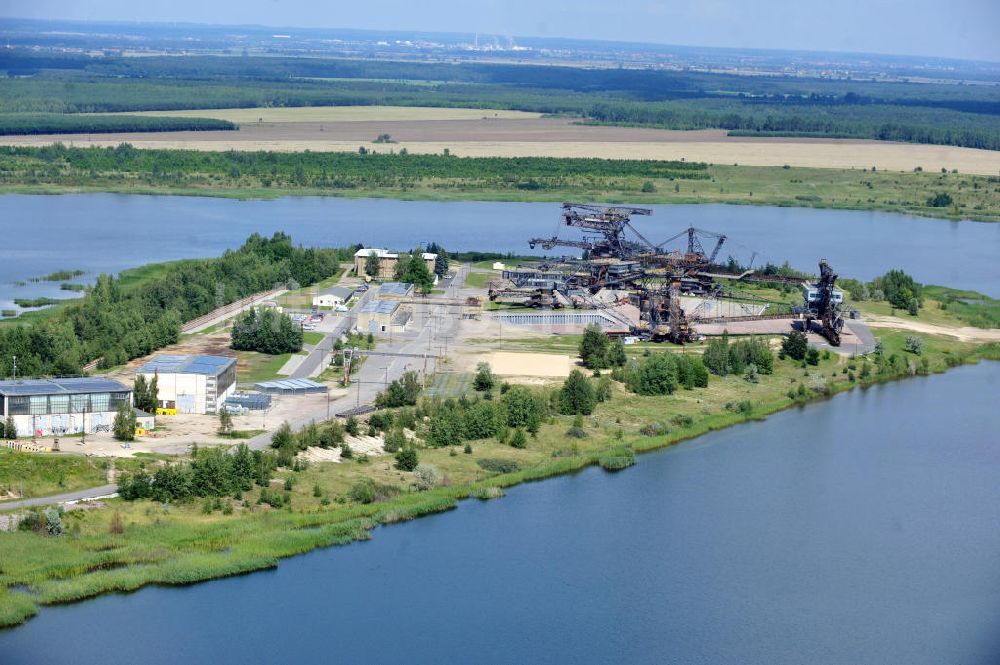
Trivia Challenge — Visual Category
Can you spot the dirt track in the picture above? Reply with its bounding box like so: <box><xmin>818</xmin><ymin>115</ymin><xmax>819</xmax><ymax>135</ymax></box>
<box><xmin>6</xmin><ymin>110</ymin><xmax>999</xmax><ymax>174</ymax></box>
<box><xmin>863</xmin><ymin>316</ymin><xmax>1000</xmax><ymax>342</ymax></box>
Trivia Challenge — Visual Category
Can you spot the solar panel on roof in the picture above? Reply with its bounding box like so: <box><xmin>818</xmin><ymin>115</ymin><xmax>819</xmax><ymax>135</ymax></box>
<box><xmin>0</xmin><ymin>377</ymin><xmax>128</xmax><ymax>396</ymax></box>
<box><xmin>254</xmin><ymin>378</ymin><xmax>327</xmax><ymax>394</ymax></box>
<box><xmin>137</xmin><ymin>354</ymin><xmax>235</xmax><ymax>376</ymax></box>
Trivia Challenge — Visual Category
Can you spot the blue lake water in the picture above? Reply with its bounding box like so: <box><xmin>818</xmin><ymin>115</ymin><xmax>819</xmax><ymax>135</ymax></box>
<box><xmin>1</xmin><ymin>362</ymin><xmax>997</xmax><ymax>664</ymax></box>
<box><xmin>0</xmin><ymin>194</ymin><xmax>998</xmax><ymax>315</ymax></box>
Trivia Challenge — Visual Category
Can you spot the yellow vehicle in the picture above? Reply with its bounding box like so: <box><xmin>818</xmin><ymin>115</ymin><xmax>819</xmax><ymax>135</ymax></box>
<box><xmin>155</xmin><ymin>407</ymin><xmax>177</xmax><ymax>416</ymax></box>
<box><xmin>134</xmin><ymin>427</ymin><xmax>148</xmax><ymax>437</ymax></box>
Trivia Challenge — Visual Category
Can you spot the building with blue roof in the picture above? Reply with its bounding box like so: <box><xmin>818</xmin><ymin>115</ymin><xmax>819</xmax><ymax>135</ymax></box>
<box><xmin>136</xmin><ymin>354</ymin><xmax>237</xmax><ymax>414</ymax></box>
<box><xmin>0</xmin><ymin>377</ymin><xmax>132</xmax><ymax>437</ymax></box>
<box><xmin>356</xmin><ymin>299</ymin><xmax>411</xmax><ymax>334</ymax></box>
<box><xmin>378</xmin><ymin>282</ymin><xmax>413</xmax><ymax>299</ymax></box>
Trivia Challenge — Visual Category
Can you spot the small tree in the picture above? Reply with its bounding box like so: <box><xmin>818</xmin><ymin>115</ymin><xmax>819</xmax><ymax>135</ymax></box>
<box><xmin>364</xmin><ymin>250</ymin><xmax>380</xmax><ymax>279</ymax></box>
<box><xmin>218</xmin><ymin>406</ymin><xmax>234</xmax><ymax>437</ymax></box>
<box><xmin>559</xmin><ymin>369</ymin><xmax>598</xmax><ymax>415</ymax></box>
<box><xmin>904</xmin><ymin>336</ymin><xmax>924</xmax><ymax>355</ymax></box>
<box><xmin>413</xmin><ymin>464</ymin><xmax>440</xmax><ymax>491</ymax></box>
<box><xmin>579</xmin><ymin>324</ymin><xmax>611</xmax><ymax>369</ymax></box>
<box><xmin>133</xmin><ymin>374</ymin><xmax>148</xmax><ymax>414</ymax></box>
<box><xmin>4</xmin><ymin>414</ymin><xmax>15</xmax><ymax>439</ymax></box>
<box><xmin>781</xmin><ymin>331</ymin><xmax>809</xmax><ymax>361</ymax></box>
<box><xmin>345</xmin><ymin>415</ymin><xmax>359</xmax><ymax>437</ymax></box>
<box><xmin>112</xmin><ymin>400</ymin><xmax>136</xmax><ymax>441</ymax></box>
<box><xmin>473</xmin><ymin>362</ymin><xmax>495</xmax><ymax>392</ymax></box>
<box><xmin>399</xmin><ymin>252</ymin><xmax>435</xmax><ymax>293</ymax></box>
<box><xmin>509</xmin><ymin>428</ymin><xmax>527</xmax><ymax>449</ymax></box>
<box><xmin>44</xmin><ymin>508</ymin><xmax>64</xmax><ymax>536</ymax></box>
<box><xmin>270</xmin><ymin>421</ymin><xmax>294</xmax><ymax>450</ymax></box>
<box><xmin>607</xmin><ymin>339</ymin><xmax>627</xmax><ymax>367</ymax></box>
<box><xmin>805</xmin><ymin>347</ymin><xmax>820</xmax><ymax>366</ymax></box>
<box><xmin>145</xmin><ymin>374</ymin><xmax>159</xmax><ymax>414</ymax></box>
<box><xmin>395</xmin><ymin>446</ymin><xmax>419</xmax><ymax>471</ymax></box>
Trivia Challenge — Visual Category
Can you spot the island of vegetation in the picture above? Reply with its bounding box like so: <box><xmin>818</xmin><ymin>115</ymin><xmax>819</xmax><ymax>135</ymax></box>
<box><xmin>0</xmin><ymin>233</ymin><xmax>997</xmax><ymax>628</ymax></box>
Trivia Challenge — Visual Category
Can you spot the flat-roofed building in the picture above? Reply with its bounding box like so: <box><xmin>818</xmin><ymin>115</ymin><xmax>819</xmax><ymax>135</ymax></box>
<box><xmin>356</xmin><ymin>299</ymin><xmax>411</xmax><ymax>334</ymax></box>
<box><xmin>0</xmin><ymin>377</ymin><xmax>132</xmax><ymax>437</ymax></box>
<box><xmin>136</xmin><ymin>354</ymin><xmax>237</xmax><ymax>415</ymax></box>
<box><xmin>354</xmin><ymin>248</ymin><xmax>438</xmax><ymax>280</ymax></box>
<box><xmin>313</xmin><ymin>285</ymin><xmax>355</xmax><ymax>309</ymax></box>
<box><xmin>354</xmin><ymin>248</ymin><xmax>397</xmax><ymax>280</ymax></box>
<box><xmin>378</xmin><ymin>282</ymin><xmax>413</xmax><ymax>300</ymax></box>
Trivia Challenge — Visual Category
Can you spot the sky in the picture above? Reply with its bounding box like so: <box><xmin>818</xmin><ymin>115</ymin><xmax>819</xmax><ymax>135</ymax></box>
<box><xmin>3</xmin><ymin>0</ymin><xmax>999</xmax><ymax>62</ymax></box>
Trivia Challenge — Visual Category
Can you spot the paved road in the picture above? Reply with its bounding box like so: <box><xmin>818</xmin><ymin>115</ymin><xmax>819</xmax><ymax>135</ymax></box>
<box><xmin>246</xmin><ymin>265</ymin><xmax>469</xmax><ymax>450</ymax></box>
<box><xmin>0</xmin><ymin>484</ymin><xmax>118</xmax><ymax>512</ymax></box>
<box><xmin>290</xmin><ymin>288</ymin><xmax>376</xmax><ymax>380</ymax></box>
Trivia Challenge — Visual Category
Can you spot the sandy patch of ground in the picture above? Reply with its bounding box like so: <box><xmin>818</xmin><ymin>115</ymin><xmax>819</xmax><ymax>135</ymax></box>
<box><xmin>485</xmin><ymin>351</ymin><xmax>574</xmax><ymax>378</ymax></box>
<box><xmin>863</xmin><ymin>316</ymin><xmax>1000</xmax><ymax>342</ymax></box>
<box><xmin>69</xmin><ymin>391</ymin><xmax>339</xmax><ymax>457</ymax></box>
<box><xmin>104</xmin><ymin>106</ymin><xmax>543</xmax><ymax>123</ymax></box>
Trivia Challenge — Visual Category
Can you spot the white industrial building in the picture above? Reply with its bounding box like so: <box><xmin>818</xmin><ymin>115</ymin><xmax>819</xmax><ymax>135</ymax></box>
<box><xmin>312</xmin><ymin>286</ymin><xmax>355</xmax><ymax>309</ymax></box>
<box><xmin>0</xmin><ymin>377</ymin><xmax>133</xmax><ymax>437</ymax></box>
<box><xmin>136</xmin><ymin>354</ymin><xmax>237</xmax><ymax>415</ymax></box>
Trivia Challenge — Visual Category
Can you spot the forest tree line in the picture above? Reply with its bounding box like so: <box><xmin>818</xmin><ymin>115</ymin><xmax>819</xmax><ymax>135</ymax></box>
<box><xmin>2</xmin><ymin>53</ymin><xmax>997</xmax><ymax>150</ymax></box>
<box><xmin>0</xmin><ymin>233</ymin><xmax>354</xmax><ymax>378</ymax></box>
<box><xmin>0</xmin><ymin>113</ymin><xmax>236</xmax><ymax>136</ymax></box>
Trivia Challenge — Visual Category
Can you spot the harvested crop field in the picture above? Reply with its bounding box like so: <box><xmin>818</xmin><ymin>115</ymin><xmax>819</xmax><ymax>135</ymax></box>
<box><xmin>6</xmin><ymin>108</ymin><xmax>998</xmax><ymax>174</ymax></box>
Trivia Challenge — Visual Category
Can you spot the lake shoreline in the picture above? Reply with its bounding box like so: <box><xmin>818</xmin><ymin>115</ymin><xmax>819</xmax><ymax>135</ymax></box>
<box><xmin>2</xmin><ymin>346</ymin><xmax>997</xmax><ymax>630</ymax></box>
<box><xmin>0</xmin><ymin>181</ymin><xmax>993</xmax><ymax>224</ymax></box>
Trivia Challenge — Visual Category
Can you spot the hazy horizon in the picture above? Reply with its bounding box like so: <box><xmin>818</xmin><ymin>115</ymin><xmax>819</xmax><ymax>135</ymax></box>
<box><xmin>2</xmin><ymin>0</ymin><xmax>999</xmax><ymax>63</ymax></box>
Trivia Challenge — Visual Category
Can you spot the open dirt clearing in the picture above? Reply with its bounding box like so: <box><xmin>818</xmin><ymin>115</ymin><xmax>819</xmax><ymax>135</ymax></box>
<box><xmin>863</xmin><ymin>316</ymin><xmax>1000</xmax><ymax>342</ymax></box>
<box><xmin>485</xmin><ymin>351</ymin><xmax>574</xmax><ymax>378</ymax></box>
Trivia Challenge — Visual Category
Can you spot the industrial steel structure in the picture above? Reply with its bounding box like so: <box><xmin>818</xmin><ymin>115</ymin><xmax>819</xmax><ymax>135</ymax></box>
<box><xmin>493</xmin><ymin>202</ymin><xmax>836</xmax><ymax>344</ymax></box>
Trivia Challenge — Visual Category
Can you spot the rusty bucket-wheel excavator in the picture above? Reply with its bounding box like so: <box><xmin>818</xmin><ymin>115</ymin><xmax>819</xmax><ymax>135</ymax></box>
<box><xmin>496</xmin><ymin>202</ymin><xmax>842</xmax><ymax>346</ymax></box>
<box><xmin>801</xmin><ymin>259</ymin><xmax>845</xmax><ymax>346</ymax></box>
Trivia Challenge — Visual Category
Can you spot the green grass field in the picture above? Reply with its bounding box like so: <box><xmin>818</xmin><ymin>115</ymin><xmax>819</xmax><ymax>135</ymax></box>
<box><xmin>425</xmin><ymin>372</ymin><xmax>474</xmax><ymax>398</ymax></box>
<box><xmin>463</xmin><ymin>271</ymin><xmax>497</xmax><ymax>289</ymax></box>
<box><xmin>302</xmin><ymin>332</ymin><xmax>325</xmax><ymax>346</ymax></box>
<box><xmin>235</xmin><ymin>351</ymin><xmax>291</xmax><ymax>385</ymax></box>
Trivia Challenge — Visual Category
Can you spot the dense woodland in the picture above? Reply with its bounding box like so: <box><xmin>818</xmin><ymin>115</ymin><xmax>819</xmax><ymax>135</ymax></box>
<box><xmin>0</xmin><ymin>113</ymin><xmax>235</xmax><ymax>136</ymax></box>
<box><xmin>0</xmin><ymin>143</ymin><xmax>709</xmax><ymax>191</ymax></box>
<box><xmin>0</xmin><ymin>233</ymin><xmax>354</xmax><ymax>377</ymax></box>
<box><xmin>1</xmin><ymin>53</ymin><xmax>998</xmax><ymax>149</ymax></box>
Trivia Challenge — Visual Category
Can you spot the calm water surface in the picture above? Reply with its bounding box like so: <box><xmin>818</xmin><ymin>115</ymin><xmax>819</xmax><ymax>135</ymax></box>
<box><xmin>1</xmin><ymin>362</ymin><xmax>997</xmax><ymax>664</ymax></box>
<box><xmin>0</xmin><ymin>194</ymin><xmax>997</xmax><ymax>313</ymax></box>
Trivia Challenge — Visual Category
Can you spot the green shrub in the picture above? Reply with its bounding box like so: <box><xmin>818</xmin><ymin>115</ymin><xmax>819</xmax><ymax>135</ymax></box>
<box><xmin>476</xmin><ymin>458</ymin><xmax>521</xmax><ymax>474</ymax></box>
<box><xmin>394</xmin><ymin>447</ymin><xmax>419</xmax><ymax>471</ymax></box>
<box><xmin>599</xmin><ymin>447</ymin><xmax>636</xmax><ymax>471</ymax></box>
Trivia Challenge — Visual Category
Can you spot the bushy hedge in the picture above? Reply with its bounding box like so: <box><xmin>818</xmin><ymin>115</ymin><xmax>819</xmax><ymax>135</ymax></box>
<box><xmin>118</xmin><ymin>444</ymin><xmax>276</xmax><ymax>502</ymax></box>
